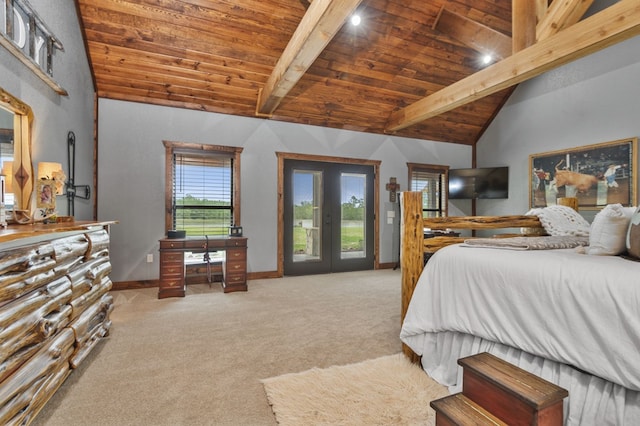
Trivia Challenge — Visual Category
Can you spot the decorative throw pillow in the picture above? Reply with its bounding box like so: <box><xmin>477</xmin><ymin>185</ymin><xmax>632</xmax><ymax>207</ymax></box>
<box><xmin>588</xmin><ymin>204</ymin><xmax>635</xmax><ymax>255</ymax></box>
<box><xmin>626</xmin><ymin>206</ymin><xmax>640</xmax><ymax>259</ymax></box>
<box><xmin>535</xmin><ymin>205</ymin><xmax>591</xmax><ymax>237</ymax></box>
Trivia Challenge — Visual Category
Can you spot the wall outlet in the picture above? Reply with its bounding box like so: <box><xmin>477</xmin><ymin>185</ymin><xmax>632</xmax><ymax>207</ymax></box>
<box><xmin>146</xmin><ymin>254</ymin><xmax>153</xmax><ymax>263</ymax></box>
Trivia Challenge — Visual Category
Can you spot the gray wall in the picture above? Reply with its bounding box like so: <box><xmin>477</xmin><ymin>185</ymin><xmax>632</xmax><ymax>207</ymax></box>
<box><xmin>97</xmin><ymin>100</ymin><xmax>471</xmax><ymax>281</ymax></box>
<box><xmin>476</xmin><ymin>34</ymin><xmax>640</xmax><ymax>222</ymax></box>
<box><xmin>0</xmin><ymin>0</ymin><xmax>95</xmax><ymax>219</ymax></box>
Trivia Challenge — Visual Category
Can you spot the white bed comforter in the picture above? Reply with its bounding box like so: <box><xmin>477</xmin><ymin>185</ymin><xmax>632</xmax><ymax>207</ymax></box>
<box><xmin>400</xmin><ymin>244</ymin><xmax>640</xmax><ymax>391</ymax></box>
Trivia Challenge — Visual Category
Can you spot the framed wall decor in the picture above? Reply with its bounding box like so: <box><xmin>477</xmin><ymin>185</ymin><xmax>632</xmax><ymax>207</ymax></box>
<box><xmin>529</xmin><ymin>137</ymin><xmax>637</xmax><ymax>209</ymax></box>
<box><xmin>36</xmin><ymin>179</ymin><xmax>56</xmax><ymax>210</ymax></box>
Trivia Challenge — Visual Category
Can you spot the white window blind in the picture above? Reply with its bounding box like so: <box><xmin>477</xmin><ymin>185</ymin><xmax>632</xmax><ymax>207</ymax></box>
<box><xmin>410</xmin><ymin>169</ymin><xmax>445</xmax><ymax>218</ymax></box>
<box><xmin>172</xmin><ymin>152</ymin><xmax>233</xmax><ymax>236</ymax></box>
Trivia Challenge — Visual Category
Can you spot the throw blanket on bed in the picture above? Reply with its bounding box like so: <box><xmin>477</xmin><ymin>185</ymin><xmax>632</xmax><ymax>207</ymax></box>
<box><xmin>462</xmin><ymin>235</ymin><xmax>589</xmax><ymax>250</ymax></box>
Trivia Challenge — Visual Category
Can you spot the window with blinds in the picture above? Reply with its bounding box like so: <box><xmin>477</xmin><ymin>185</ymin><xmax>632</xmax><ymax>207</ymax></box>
<box><xmin>172</xmin><ymin>152</ymin><xmax>233</xmax><ymax>236</ymax></box>
<box><xmin>408</xmin><ymin>163</ymin><xmax>448</xmax><ymax>218</ymax></box>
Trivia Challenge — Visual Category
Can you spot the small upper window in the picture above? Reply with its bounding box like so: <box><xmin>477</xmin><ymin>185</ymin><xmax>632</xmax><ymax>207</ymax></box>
<box><xmin>408</xmin><ymin>163</ymin><xmax>448</xmax><ymax>218</ymax></box>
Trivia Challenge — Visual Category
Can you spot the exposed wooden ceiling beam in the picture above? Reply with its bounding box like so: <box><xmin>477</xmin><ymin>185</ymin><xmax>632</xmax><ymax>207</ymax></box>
<box><xmin>256</xmin><ymin>0</ymin><xmax>363</xmax><ymax>116</ymax></box>
<box><xmin>512</xmin><ymin>0</ymin><xmax>537</xmax><ymax>52</ymax></box>
<box><xmin>537</xmin><ymin>0</ymin><xmax>595</xmax><ymax>41</ymax></box>
<box><xmin>535</xmin><ymin>0</ymin><xmax>549</xmax><ymax>22</ymax></box>
<box><xmin>386</xmin><ymin>0</ymin><xmax>640</xmax><ymax>133</ymax></box>
<box><xmin>433</xmin><ymin>7</ymin><xmax>512</xmax><ymax>60</ymax></box>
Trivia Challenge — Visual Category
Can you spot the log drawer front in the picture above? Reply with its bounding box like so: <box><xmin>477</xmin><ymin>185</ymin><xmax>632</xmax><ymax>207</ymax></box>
<box><xmin>158</xmin><ymin>236</ymin><xmax>247</xmax><ymax>298</ymax></box>
<box><xmin>0</xmin><ymin>223</ymin><xmax>115</xmax><ymax>425</ymax></box>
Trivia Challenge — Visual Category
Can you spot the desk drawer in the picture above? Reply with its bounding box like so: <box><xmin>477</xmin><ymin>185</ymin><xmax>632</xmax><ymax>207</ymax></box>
<box><xmin>161</xmin><ymin>252</ymin><xmax>184</xmax><ymax>263</ymax></box>
<box><xmin>226</xmin><ymin>249</ymin><xmax>246</xmax><ymax>262</ymax></box>
<box><xmin>225</xmin><ymin>262</ymin><xmax>246</xmax><ymax>274</ymax></box>
<box><xmin>184</xmin><ymin>240</ymin><xmax>207</xmax><ymax>250</ymax></box>
<box><xmin>161</xmin><ymin>264</ymin><xmax>184</xmax><ymax>278</ymax></box>
<box><xmin>160</xmin><ymin>240</ymin><xmax>185</xmax><ymax>249</ymax></box>
<box><xmin>224</xmin><ymin>273</ymin><xmax>246</xmax><ymax>285</ymax></box>
<box><xmin>161</xmin><ymin>277</ymin><xmax>184</xmax><ymax>288</ymax></box>
<box><xmin>228</xmin><ymin>238</ymin><xmax>247</xmax><ymax>247</ymax></box>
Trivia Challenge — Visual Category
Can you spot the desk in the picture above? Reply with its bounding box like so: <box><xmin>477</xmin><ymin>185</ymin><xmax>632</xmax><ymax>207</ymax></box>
<box><xmin>158</xmin><ymin>236</ymin><xmax>247</xmax><ymax>299</ymax></box>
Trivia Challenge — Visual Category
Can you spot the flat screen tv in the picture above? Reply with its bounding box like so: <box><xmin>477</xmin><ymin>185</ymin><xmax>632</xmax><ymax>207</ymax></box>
<box><xmin>448</xmin><ymin>167</ymin><xmax>509</xmax><ymax>199</ymax></box>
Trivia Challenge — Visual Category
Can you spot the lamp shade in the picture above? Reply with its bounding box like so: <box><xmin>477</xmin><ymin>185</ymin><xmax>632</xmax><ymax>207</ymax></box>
<box><xmin>38</xmin><ymin>162</ymin><xmax>65</xmax><ymax>195</ymax></box>
<box><xmin>1</xmin><ymin>162</ymin><xmax>12</xmax><ymax>193</ymax></box>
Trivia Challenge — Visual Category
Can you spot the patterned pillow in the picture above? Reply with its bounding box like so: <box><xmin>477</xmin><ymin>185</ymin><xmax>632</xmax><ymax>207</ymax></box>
<box><xmin>536</xmin><ymin>205</ymin><xmax>591</xmax><ymax>237</ymax></box>
<box><xmin>626</xmin><ymin>206</ymin><xmax>640</xmax><ymax>259</ymax></box>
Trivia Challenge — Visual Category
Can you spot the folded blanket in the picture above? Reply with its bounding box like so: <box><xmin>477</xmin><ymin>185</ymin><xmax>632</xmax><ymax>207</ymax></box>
<box><xmin>462</xmin><ymin>235</ymin><xmax>590</xmax><ymax>250</ymax></box>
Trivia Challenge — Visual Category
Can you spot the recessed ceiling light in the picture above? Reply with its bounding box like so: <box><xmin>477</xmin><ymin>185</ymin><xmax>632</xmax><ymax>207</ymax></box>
<box><xmin>482</xmin><ymin>54</ymin><xmax>493</xmax><ymax>65</ymax></box>
<box><xmin>350</xmin><ymin>14</ymin><xmax>361</xmax><ymax>26</ymax></box>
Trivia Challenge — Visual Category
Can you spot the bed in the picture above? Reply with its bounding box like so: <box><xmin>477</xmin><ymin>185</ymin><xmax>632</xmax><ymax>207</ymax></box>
<box><xmin>398</xmin><ymin>191</ymin><xmax>640</xmax><ymax>425</ymax></box>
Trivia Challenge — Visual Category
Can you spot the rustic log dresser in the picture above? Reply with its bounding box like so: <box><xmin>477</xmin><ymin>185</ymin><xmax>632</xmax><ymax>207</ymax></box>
<box><xmin>0</xmin><ymin>221</ymin><xmax>116</xmax><ymax>425</ymax></box>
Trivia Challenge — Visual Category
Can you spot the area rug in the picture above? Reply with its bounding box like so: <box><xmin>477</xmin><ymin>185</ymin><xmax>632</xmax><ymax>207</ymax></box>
<box><xmin>261</xmin><ymin>354</ymin><xmax>449</xmax><ymax>425</ymax></box>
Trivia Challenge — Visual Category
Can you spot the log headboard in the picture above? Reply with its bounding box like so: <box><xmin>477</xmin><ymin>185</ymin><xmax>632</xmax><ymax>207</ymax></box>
<box><xmin>399</xmin><ymin>191</ymin><xmax>543</xmax><ymax>360</ymax></box>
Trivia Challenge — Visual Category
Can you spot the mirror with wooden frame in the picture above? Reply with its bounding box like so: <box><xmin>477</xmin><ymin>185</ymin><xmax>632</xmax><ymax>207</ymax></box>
<box><xmin>0</xmin><ymin>87</ymin><xmax>34</xmax><ymax>213</ymax></box>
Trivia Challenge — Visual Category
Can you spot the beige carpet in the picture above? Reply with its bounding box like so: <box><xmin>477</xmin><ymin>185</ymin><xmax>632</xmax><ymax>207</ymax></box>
<box><xmin>32</xmin><ymin>269</ymin><xmax>406</xmax><ymax>425</ymax></box>
<box><xmin>262</xmin><ymin>354</ymin><xmax>448</xmax><ymax>425</ymax></box>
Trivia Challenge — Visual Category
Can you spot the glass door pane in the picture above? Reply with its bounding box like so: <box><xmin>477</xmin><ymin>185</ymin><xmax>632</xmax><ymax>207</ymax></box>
<box><xmin>340</xmin><ymin>172</ymin><xmax>366</xmax><ymax>259</ymax></box>
<box><xmin>292</xmin><ymin>169</ymin><xmax>323</xmax><ymax>263</ymax></box>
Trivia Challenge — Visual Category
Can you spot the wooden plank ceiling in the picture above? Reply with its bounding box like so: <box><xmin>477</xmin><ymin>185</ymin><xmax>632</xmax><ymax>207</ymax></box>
<box><xmin>75</xmin><ymin>0</ymin><xmax>640</xmax><ymax>146</ymax></box>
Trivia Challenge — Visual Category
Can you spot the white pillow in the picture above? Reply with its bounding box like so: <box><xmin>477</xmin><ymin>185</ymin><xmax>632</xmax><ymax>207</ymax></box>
<box><xmin>536</xmin><ymin>205</ymin><xmax>591</xmax><ymax>237</ymax></box>
<box><xmin>588</xmin><ymin>204</ymin><xmax>636</xmax><ymax>255</ymax></box>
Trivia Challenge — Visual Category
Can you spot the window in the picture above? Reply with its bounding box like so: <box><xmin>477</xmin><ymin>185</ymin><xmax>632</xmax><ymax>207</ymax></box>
<box><xmin>164</xmin><ymin>141</ymin><xmax>242</xmax><ymax>237</ymax></box>
<box><xmin>407</xmin><ymin>163</ymin><xmax>448</xmax><ymax>218</ymax></box>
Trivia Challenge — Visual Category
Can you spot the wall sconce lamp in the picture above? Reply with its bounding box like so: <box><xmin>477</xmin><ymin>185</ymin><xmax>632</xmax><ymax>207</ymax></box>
<box><xmin>38</xmin><ymin>161</ymin><xmax>66</xmax><ymax>195</ymax></box>
<box><xmin>37</xmin><ymin>161</ymin><xmax>64</xmax><ymax>220</ymax></box>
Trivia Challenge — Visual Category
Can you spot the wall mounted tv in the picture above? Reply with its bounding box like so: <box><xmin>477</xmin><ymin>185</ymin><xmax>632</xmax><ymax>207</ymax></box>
<box><xmin>448</xmin><ymin>167</ymin><xmax>509</xmax><ymax>199</ymax></box>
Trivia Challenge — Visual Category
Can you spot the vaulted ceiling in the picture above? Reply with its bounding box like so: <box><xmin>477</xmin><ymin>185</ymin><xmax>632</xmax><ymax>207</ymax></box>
<box><xmin>75</xmin><ymin>0</ymin><xmax>640</xmax><ymax>146</ymax></box>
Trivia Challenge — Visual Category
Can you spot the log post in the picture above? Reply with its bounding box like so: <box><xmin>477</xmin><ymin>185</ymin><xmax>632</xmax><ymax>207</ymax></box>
<box><xmin>557</xmin><ymin>197</ymin><xmax>579</xmax><ymax>211</ymax></box>
<box><xmin>400</xmin><ymin>191</ymin><xmax>424</xmax><ymax>362</ymax></box>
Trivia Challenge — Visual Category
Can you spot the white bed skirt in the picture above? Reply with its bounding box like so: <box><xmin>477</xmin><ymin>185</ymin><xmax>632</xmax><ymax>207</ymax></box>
<box><xmin>420</xmin><ymin>331</ymin><xmax>640</xmax><ymax>426</ymax></box>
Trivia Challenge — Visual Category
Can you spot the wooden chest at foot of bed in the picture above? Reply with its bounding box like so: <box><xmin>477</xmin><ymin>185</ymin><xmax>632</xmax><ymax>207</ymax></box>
<box><xmin>431</xmin><ymin>352</ymin><xmax>568</xmax><ymax>426</ymax></box>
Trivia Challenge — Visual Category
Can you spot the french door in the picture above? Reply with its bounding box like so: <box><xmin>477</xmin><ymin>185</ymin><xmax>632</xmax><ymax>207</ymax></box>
<box><xmin>283</xmin><ymin>159</ymin><xmax>374</xmax><ymax>275</ymax></box>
